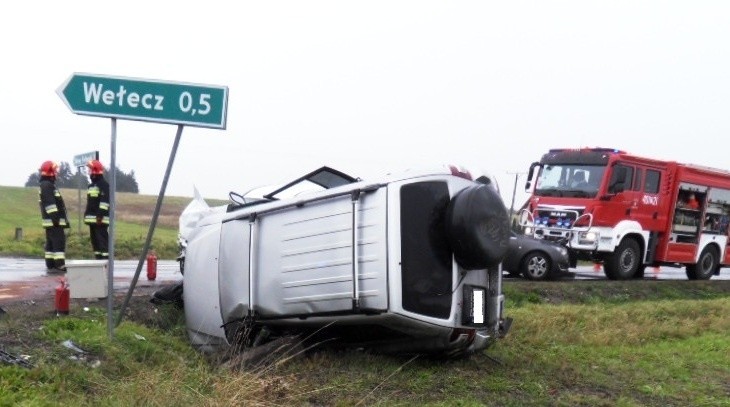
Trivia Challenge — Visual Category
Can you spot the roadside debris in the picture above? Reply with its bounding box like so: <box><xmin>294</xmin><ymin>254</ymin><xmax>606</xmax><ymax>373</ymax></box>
<box><xmin>150</xmin><ymin>282</ymin><xmax>184</xmax><ymax>309</ymax></box>
<box><xmin>62</xmin><ymin>339</ymin><xmax>87</xmax><ymax>354</ymax></box>
<box><xmin>0</xmin><ymin>348</ymin><xmax>34</xmax><ymax>369</ymax></box>
<box><xmin>61</xmin><ymin>339</ymin><xmax>101</xmax><ymax>367</ymax></box>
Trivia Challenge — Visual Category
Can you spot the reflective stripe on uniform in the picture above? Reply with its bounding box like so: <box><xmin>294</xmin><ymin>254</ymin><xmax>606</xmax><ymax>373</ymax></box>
<box><xmin>84</xmin><ymin>215</ymin><xmax>109</xmax><ymax>225</ymax></box>
<box><xmin>44</xmin><ymin>219</ymin><xmax>67</xmax><ymax>227</ymax></box>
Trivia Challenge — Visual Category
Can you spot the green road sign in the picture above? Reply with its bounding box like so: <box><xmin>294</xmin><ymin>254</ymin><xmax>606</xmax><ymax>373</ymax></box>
<box><xmin>57</xmin><ymin>73</ymin><xmax>228</xmax><ymax>129</ymax></box>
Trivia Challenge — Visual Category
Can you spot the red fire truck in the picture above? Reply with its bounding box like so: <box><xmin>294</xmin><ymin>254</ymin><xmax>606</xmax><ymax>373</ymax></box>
<box><xmin>521</xmin><ymin>147</ymin><xmax>730</xmax><ymax>280</ymax></box>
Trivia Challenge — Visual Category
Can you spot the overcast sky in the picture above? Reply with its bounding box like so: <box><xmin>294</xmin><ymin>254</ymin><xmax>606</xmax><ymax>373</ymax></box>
<box><xmin>2</xmin><ymin>1</ymin><xmax>730</xmax><ymax>208</ymax></box>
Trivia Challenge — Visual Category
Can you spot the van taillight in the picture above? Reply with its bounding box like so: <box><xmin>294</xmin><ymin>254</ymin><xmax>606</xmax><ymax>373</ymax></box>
<box><xmin>448</xmin><ymin>165</ymin><xmax>473</xmax><ymax>180</ymax></box>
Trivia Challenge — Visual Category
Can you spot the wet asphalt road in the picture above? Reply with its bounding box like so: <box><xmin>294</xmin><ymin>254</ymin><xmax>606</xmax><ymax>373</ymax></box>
<box><xmin>0</xmin><ymin>258</ymin><xmax>182</xmax><ymax>302</ymax></box>
<box><xmin>566</xmin><ymin>263</ymin><xmax>729</xmax><ymax>281</ymax></box>
<box><xmin>1</xmin><ymin>257</ymin><xmax>728</xmax><ymax>303</ymax></box>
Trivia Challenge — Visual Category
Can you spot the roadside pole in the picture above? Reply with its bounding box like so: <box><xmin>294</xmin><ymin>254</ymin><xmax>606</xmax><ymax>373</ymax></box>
<box><xmin>108</xmin><ymin>119</ymin><xmax>117</xmax><ymax>338</ymax></box>
<box><xmin>58</xmin><ymin>73</ymin><xmax>228</xmax><ymax>339</ymax></box>
<box><xmin>115</xmin><ymin>125</ymin><xmax>183</xmax><ymax>328</ymax></box>
<box><xmin>77</xmin><ymin>173</ymin><xmax>82</xmax><ymax>234</ymax></box>
<box><xmin>507</xmin><ymin>172</ymin><xmax>521</xmax><ymax>220</ymax></box>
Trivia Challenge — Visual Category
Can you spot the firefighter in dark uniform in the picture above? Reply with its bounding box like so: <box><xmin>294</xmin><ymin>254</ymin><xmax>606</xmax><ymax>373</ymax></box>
<box><xmin>38</xmin><ymin>161</ymin><xmax>70</xmax><ymax>273</ymax></box>
<box><xmin>84</xmin><ymin>160</ymin><xmax>110</xmax><ymax>259</ymax></box>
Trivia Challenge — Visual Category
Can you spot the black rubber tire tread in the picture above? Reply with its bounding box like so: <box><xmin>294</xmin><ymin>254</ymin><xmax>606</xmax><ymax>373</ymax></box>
<box><xmin>633</xmin><ymin>265</ymin><xmax>646</xmax><ymax>279</ymax></box>
<box><xmin>686</xmin><ymin>246</ymin><xmax>717</xmax><ymax>280</ymax></box>
<box><xmin>604</xmin><ymin>238</ymin><xmax>641</xmax><ymax>280</ymax></box>
<box><xmin>445</xmin><ymin>185</ymin><xmax>510</xmax><ymax>270</ymax></box>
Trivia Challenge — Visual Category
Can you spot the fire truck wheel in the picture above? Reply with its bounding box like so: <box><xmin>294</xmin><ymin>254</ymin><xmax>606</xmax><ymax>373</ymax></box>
<box><xmin>633</xmin><ymin>265</ymin><xmax>646</xmax><ymax>279</ymax></box>
<box><xmin>604</xmin><ymin>238</ymin><xmax>640</xmax><ymax>280</ymax></box>
<box><xmin>445</xmin><ymin>185</ymin><xmax>511</xmax><ymax>270</ymax></box>
<box><xmin>686</xmin><ymin>246</ymin><xmax>718</xmax><ymax>280</ymax></box>
<box><xmin>521</xmin><ymin>252</ymin><xmax>552</xmax><ymax>281</ymax></box>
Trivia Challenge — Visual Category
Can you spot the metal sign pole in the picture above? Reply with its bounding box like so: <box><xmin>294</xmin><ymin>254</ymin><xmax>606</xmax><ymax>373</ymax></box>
<box><xmin>107</xmin><ymin>118</ymin><xmax>117</xmax><ymax>339</ymax></box>
<box><xmin>77</xmin><ymin>168</ymin><xmax>83</xmax><ymax>235</ymax></box>
<box><xmin>56</xmin><ymin>73</ymin><xmax>228</xmax><ymax>338</ymax></box>
<box><xmin>116</xmin><ymin>124</ymin><xmax>184</xmax><ymax>327</ymax></box>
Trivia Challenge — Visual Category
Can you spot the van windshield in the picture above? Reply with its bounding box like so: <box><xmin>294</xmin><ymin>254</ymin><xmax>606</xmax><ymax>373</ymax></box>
<box><xmin>534</xmin><ymin>164</ymin><xmax>606</xmax><ymax>198</ymax></box>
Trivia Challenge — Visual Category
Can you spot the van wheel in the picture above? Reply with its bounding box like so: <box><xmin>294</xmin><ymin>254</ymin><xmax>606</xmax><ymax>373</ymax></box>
<box><xmin>521</xmin><ymin>252</ymin><xmax>552</xmax><ymax>281</ymax></box>
<box><xmin>605</xmin><ymin>238</ymin><xmax>640</xmax><ymax>280</ymax></box>
<box><xmin>445</xmin><ymin>185</ymin><xmax>510</xmax><ymax>270</ymax></box>
<box><xmin>224</xmin><ymin>318</ymin><xmax>261</xmax><ymax>350</ymax></box>
<box><xmin>686</xmin><ymin>247</ymin><xmax>717</xmax><ymax>280</ymax></box>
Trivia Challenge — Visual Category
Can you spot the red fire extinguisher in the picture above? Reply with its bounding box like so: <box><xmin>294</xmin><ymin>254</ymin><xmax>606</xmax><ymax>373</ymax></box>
<box><xmin>55</xmin><ymin>278</ymin><xmax>70</xmax><ymax>315</ymax></box>
<box><xmin>147</xmin><ymin>250</ymin><xmax>158</xmax><ymax>281</ymax></box>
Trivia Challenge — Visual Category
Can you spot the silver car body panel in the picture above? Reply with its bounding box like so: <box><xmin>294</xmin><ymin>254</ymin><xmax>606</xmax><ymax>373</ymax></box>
<box><xmin>183</xmin><ymin>167</ymin><xmax>506</xmax><ymax>354</ymax></box>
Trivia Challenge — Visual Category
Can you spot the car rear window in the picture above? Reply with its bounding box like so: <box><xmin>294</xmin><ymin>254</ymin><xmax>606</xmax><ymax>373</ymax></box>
<box><xmin>400</xmin><ymin>181</ymin><xmax>452</xmax><ymax>319</ymax></box>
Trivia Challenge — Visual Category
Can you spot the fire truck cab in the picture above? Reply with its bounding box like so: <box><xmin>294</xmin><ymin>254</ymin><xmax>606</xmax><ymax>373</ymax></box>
<box><xmin>521</xmin><ymin>147</ymin><xmax>730</xmax><ymax>280</ymax></box>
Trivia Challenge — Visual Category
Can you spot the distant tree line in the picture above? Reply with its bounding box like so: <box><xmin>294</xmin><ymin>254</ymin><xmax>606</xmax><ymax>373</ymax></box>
<box><xmin>25</xmin><ymin>162</ymin><xmax>139</xmax><ymax>193</ymax></box>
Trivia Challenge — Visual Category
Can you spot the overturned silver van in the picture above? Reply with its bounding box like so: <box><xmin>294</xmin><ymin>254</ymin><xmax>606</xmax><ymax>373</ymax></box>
<box><xmin>183</xmin><ymin>165</ymin><xmax>512</xmax><ymax>356</ymax></box>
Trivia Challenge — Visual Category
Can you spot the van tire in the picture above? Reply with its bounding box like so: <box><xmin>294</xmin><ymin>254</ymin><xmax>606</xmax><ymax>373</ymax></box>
<box><xmin>445</xmin><ymin>185</ymin><xmax>510</xmax><ymax>270</ymax></box>
<box><xmin>686</xmin><ymin>246</ymin><xmax>717</xmax><ymax>280</ymax></box>
<box><xmin>605</xmin><ymin>238</ymin><xmax>640</xmax><ymax>280</ymax></box>
<box><xmin>224</xmin><ymin>318</ymin><xmax>261</xmax><ymax>350</ymax></box>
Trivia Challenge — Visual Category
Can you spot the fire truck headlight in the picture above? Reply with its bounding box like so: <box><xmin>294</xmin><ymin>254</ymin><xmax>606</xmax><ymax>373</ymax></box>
<box><xmin>578</xmin><ymin>231</ymin><xmax>598</xmax><ymax>244</ymax></box>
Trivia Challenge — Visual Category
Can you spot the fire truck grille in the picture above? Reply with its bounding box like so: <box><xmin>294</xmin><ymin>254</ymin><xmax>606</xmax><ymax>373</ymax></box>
<box><xmin>534</xmin><ymin>209</ymin><xmax>583</xmax><ymax>229</ymax></box>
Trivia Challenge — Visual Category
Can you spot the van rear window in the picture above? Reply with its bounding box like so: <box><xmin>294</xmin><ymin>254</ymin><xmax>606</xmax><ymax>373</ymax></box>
<box><xmin>400</xmin><ymin>181</ymin><xmax>452</xmax><ymax>319</ymax></box>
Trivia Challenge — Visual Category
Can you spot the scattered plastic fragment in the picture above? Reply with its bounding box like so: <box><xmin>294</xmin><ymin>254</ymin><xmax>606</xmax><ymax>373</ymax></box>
<box><xmin>62</xmin><ymin>340</ymin><xmax>87</xmax><ymax>354</ymax></box>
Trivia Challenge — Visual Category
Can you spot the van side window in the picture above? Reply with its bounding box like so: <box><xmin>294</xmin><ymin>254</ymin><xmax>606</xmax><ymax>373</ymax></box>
<box><xmin>645</xmin><ymin>170</ymin><xmax>660</xmax><ymax>194</ymax></box>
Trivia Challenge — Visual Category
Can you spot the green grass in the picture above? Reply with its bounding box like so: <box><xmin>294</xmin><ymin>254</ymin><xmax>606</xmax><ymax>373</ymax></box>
<box><xmin>2</xmin><ymin>283</ymin><xmax>729</xmax><ymax>406</ymax></box>
<box><xmin>2</xmin><ymin>184</ymin><xmax>729</xmax><ymax>405</ymax></box>
<box><xmin>0</xmin><ymin>185</ymin><xmax>225</xmax><ymax>260</ymax></box>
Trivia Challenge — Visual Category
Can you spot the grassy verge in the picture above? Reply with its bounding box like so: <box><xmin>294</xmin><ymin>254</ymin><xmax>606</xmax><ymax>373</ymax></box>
<box><xmin>1</xmin><ymin>281</ymin><xmax>728</xmax><ymax>406</ymax></box>
<box><xmin>0</xmin><ymin>185</ymin><xmax>226</xmax><ymax>260</ymax></box>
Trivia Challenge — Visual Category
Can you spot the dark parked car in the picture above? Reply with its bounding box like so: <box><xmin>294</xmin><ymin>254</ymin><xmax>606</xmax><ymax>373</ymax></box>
<box><xmin>503</xmin><ymin>232</ymin><xmax>571</xmax><ymax>280</ymax></box>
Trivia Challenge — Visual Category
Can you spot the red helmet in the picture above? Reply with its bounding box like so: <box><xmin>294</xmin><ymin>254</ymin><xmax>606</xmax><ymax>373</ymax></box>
<box><xmin>87</xmin><ymin>160</ymin><xmax>104</xmax><ymax>175</ymax></box>
<box><xmin>39</xmin><ymin>161</ymin><xmax>59</xmax><ymax>177</ymax></box>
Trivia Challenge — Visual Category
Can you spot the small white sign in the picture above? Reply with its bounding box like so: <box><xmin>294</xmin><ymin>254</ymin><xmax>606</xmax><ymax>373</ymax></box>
<box><xmin>73</xmin><ymin>151</ymin><xmax>98</xmax><ymax>167</ymax></box>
